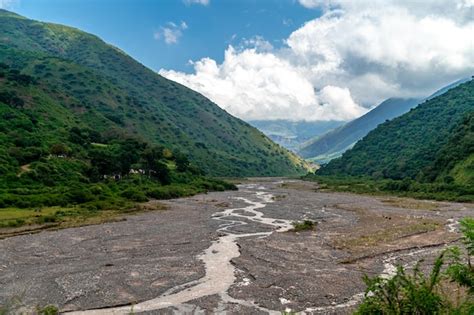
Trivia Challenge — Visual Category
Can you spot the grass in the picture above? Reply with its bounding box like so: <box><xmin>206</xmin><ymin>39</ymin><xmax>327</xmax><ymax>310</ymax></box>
<box><xmin>291</xmin><ymin>220</ymin><xmax>316</xmax><ymax>232</ymax></box>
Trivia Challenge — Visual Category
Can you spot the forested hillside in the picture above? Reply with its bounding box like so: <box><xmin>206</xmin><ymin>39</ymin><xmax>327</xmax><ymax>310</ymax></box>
<box><xmin>299</xmin><ymin>98</ymin><xmax>420</xmax><ymax>163</ymax></box>
<box><xmin>313</xmin><ymin>79</ymin><xmax>474</xmax><ymax>200</ymax></box>
<box><xmin>0</xmin><ymin>9</ymin><xmax>307</xmax><ymax>177</ymax></box>
<box><xmin>318</xmin><ymin>79</ymin><xmax>473</xmax><ymax>179</ymax></box>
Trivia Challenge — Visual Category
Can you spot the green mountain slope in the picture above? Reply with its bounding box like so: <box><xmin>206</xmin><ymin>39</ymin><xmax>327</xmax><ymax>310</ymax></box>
<box><xmin>421</xmin><ymin>112</ymin><xmax>474</xmax><ymax>186</ymax></box>
<box><xmin>0</xmin><ymin>9</ymin><xmax>307</xmax><ymax>177</ymax></box>
<box><xmin>318</xmin><ymin>79</ymin><xmax>474</xmax><ymax>181</ymax></box>
<box><xmin>298</xmin><ymin>98</ymin><xmax>421</xmax><ymax>162</ymax></box>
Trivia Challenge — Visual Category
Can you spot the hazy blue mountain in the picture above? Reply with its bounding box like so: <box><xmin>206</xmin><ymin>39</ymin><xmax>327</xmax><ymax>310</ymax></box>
<box><xmin>249</xmin><ymin>120</ymin><xmax>345</xmax><ymax>152</ymax></box>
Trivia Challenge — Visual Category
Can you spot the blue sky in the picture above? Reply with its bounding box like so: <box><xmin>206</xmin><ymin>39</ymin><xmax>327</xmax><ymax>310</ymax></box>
<box><xmin>4</xmin><ymin>0</ymin><xmax>473</xmax><ymax>122</ymax></box>
<box><xmin>9</xmin><ymin>0</ymin><xmax>321</xmax><ymax>73</ymax></box>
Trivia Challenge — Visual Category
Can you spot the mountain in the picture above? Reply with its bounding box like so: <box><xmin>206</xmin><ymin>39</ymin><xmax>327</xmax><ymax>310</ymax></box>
<box><xmin>248</xmin><ymin>120</ymin><xmax>345</xmax><ymax>152</ymax></box>
<box><xmin>318</xmin><ymin>79</ymin><xmax>474</xmax><ymax>185</ymax></box>
<box><xmin>0</xmin><ymin>9</ymin><xmax>308</xmax><ymax>177</ymax></box>
<box><xmin>298</xmin><ymin>98</ymin><xmax>421</xmax><ymax>163</ymax></box>
<box><xmin>425</xmin><ymin>77</ymin><xmax>471</xmax><ymax>100</ymax></box>
<box><xmin>420</xmin><ymin>111</ymin><xmax>474</xmax><ymax>186</ymax></box>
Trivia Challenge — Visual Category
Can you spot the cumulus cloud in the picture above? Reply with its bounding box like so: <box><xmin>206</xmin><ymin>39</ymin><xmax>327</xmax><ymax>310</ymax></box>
<box><xmin>160</xmin><ymin>45</ymin><xmax>367</xmax><ymax>121</ymax></box>
<box><xmin>160</xmin><ymin>0</ymin><xmax>474</xmax><ymax>121</ymax></box>
<box><xmin>183</xmin><ymin>0</ymin><xmax>210</xmax><ymax>6</ymax></box>
<box><xmin>154</xmin><ymin>21</ymin><xmax>188</xmax><ymax>45</ymax></box>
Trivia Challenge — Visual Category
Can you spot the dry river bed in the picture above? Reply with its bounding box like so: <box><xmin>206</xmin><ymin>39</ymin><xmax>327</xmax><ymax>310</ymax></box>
<box><xmin>0</xmin><ymin>178</ymin><xmax>472</xmax><ymax>314</ymax></box>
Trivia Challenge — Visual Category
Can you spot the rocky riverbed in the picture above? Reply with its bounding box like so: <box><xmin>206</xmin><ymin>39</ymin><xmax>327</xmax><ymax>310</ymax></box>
<box><xmin>0</xmin><ymin>179</ymin><xmax>472</xmax><ymax>314</ymax></box>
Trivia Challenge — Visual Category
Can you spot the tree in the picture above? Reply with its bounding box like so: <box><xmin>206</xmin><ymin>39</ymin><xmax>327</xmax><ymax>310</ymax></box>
<box><xmin>141</xmin><ymin>145</ymin><xmax>164</xmax><ymax>176</ymax></box>
<box><xmin>175</xmin><ymin>152</ymin><xmax>190</xmax><ymax>172</ymax></box>
<box><xmin>152</xmin><ymin>161</ymin><xmax>171</xmax><ymax>185</ymax></box>
<box><xmin>50</xmin><ymin>143</ymin><xmax>70</xmax><ymax>156</ymax></box>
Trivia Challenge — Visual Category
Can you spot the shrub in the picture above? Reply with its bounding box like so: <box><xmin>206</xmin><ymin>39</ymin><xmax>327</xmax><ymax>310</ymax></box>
<box><xmin>66</xmin><ymin>188</ymin><xmax>94</xmax><ymax>204</ymax></box>
<box><xmin>291</xmin><ymin>220</ymin><xmax>316</xmax><ymax>232</ymax></box>
<box><xmin>120</xmin><ymin>188</ymin><xmax>148</xmax><ymax>202</ymax></box>
<box><xmin>356</xmin><ymin>217</ymin><xmax>474</xmax><ymax>314</ymax></box>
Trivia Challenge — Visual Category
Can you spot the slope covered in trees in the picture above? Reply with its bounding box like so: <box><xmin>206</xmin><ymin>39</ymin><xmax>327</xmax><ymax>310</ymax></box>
<box><xmin>0</xmin><ymin>61</ymin><xmax>239</xmax><ymax>228</ymax></box>
<box><xmin>318</xmin><ymin>79</ymin><xmax>474</xmax><ymax>180</ymax></box>
<box><xmin>0</xmin><ymin>9</ymin><xmax>307</xmax><ymax>177</ymax></box>
<box><xmin>298</xmin><ymin>98</ymin><xmax>421</xmax><ymax>163</ymax></box>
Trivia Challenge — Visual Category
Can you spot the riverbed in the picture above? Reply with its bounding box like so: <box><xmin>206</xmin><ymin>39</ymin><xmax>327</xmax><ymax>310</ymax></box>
<box><xmin>0</xmin><ymin>179</ymin><xmax>472</xmax><ymax>314</ymax></box>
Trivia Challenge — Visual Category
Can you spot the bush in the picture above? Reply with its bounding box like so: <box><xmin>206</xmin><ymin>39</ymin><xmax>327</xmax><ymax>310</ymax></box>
<box><xmin>356</xmin><ymin>217</ymin><xmax>474</xmax><ymax>314</ymax></box>
<box><xmin>120</xmin><ymin>188</ymin><xmax>148</xmax><ymax>202</ymax></box>
<box><xmin>66</xmin><ymin>188</ymin><xmax>95</xmax><ymax>204</ymax></box>
<box><xmin>291</xmin><ymin>220</ymin><xmax>316</xmax><ymax>232</ymax></box>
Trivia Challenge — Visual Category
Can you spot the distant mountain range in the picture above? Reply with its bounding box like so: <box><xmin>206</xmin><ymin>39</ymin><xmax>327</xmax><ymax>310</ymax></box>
<box><xmin>0</xmin><ymin>9</ymin><xmax>308</xmax><ymax>177</ymax></box>
<box><xmin>318</xmin><ymin>79</ymin><xmax>474</xmax><ymax>189</ymax></box>
<box><xmin>298</xmin><ymin>78</ymin><xmax>471</xmax><ymax>164</ymax></box>
<box><xmin>248</xmin><ymin>120</ymin><xmax>344</xmax><ymax>152</ymax></box>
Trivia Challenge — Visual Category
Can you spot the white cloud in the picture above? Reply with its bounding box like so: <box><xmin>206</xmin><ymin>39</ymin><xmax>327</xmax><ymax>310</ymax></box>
<box><xmin>154</xmin><ymin>21</ymin><xmax>188</xmax><ymax>45</ymax></box>
<box><xmin>183</xmin><ymin>0</ymin><xmax>210</xmax><ymax>6</ymax></box>
<box><xmin>160</xmin><ymin>46</ymin><xmax>367</xmax><ymax>121</ymax></box>
<box><xmin>159</xmin><ymin>0</ymin><xmax>474</xmax><ymax>121</ymax></box>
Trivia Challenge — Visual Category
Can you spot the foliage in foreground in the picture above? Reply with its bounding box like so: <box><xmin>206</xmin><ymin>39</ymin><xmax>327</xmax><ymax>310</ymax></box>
<box><xmin>356</xmin><ymin>218</ymin><xmax>474</xmax><ymax>314</ymax></box>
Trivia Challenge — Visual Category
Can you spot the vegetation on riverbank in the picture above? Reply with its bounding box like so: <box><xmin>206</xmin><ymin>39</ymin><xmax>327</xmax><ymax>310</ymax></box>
<box><xmin>304</xmin><ymin>175</ymin><xmax>474</xmax><ymax>202</ymax></box>
<box><xmin>0</xmin><ymin>96</ymin><xmax>236</xmax><ymax>230</ymax></box>
<box><xmin>291</xmin><ymin>220</ymin><xmax>316</xmax><ymax>232</ymax></box>
<box><xmin>356</xmin><ymin>218</ymin><xmax>474</xmax><ymax>314</ymax></box>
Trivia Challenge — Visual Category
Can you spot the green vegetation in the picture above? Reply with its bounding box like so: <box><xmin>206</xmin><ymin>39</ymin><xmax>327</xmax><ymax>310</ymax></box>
<box><xmin>299</xmin><ymin>98</ymin><xmax>421</xmax><ymax>162</ymax></box>
<box><xmin>0</xmin><ymin>9</ymin><xmax>308</xmax><ymax>177</ymax></box>
<box><xmin>310</xmin><ymin>79</ymin><xmax>474</xmax><ymax>201</ymax></box>
<box><xmin>356</xmin><ymin>218</ymin><xmax>474</xmax><ymax>314</ymax></box>
<box><xmin>0</xmin><ymin>60</ymin><xmax>236</xmax><ymax>230</ymax></box>
<box><xmin>291</xmin><ymin>220</ymin><xmax>316</xmax><ymax>232</ymax></box>
<box><xmin>304</xmin><ymin>175</ymin><xmax>474</xmax><ymax>202</ymax></box>
<box><xmin>0</xmin><ymin>9</ymin><xmax>308</xmax><ymax>230</ymax></box>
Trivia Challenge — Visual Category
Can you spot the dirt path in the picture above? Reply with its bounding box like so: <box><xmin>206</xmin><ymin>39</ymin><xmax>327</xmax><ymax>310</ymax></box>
<box><xmin>0</xmin><ymin>179</ymin><xmax>472</xmax><ymax>314</ymax></box>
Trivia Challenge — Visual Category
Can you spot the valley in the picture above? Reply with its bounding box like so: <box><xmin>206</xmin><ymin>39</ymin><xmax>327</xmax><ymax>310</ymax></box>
<box><xmin>1</xmin><ymin>178</ymin><xmax>471</xmax><ymax>314</ymax></box>
<box><xmin>0</xmin><ymin>4</ymin><xmax>473</xmax><ymax>314</ymax></box>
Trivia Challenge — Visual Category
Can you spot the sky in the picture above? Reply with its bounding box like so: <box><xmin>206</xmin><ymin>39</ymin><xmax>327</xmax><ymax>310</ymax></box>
<box><xmin>2</xmin><ymin>0</ymin><xmax>474</xmax><ymax>122</ymax></box>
